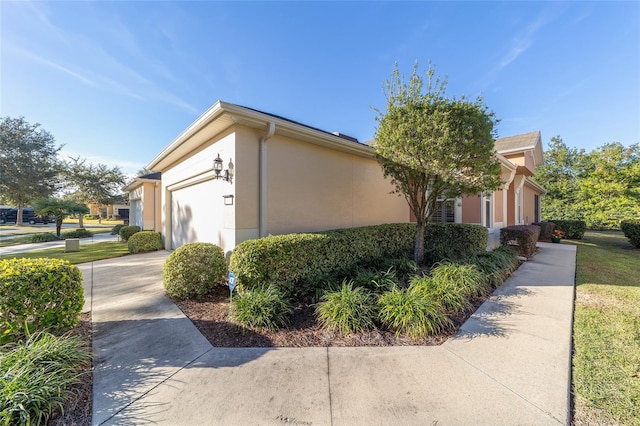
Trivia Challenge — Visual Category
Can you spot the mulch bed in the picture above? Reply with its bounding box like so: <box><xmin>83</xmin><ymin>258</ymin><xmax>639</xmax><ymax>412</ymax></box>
<box><xmin>174</xmin><ymin>285</ymin><xmax>488</xmax><ymax>348</ymax></box>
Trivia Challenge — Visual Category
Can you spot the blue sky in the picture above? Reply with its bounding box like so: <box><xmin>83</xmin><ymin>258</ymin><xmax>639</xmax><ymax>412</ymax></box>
<box><xmin>2</xmin><ymin>1</ymin><xmax>638</xmax><ymax>176</ymax></box>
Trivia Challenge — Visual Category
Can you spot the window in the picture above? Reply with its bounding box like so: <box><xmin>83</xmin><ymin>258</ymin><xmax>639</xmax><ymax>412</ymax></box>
<box><xmin>432</xmin><ymin>199</ymin><xmax>455</xmax><ymax>223</ymax></box>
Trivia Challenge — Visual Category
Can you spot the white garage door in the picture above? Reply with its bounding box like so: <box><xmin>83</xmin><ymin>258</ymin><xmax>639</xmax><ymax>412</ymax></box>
<box><xmin>171</xmin><ymin>182</ymin><xmax>219</xmax><ymax>250</ymax></box>
<box><xmin>130</xmin><ymin>200</ymin><xmax>142</xmax><ymax>229</ymax></box>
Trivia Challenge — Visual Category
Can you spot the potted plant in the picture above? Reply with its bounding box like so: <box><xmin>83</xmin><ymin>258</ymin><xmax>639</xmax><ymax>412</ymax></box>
<box><xmin>551</xmin><ymin>229</ymin><xmax>565</xmax><ymax>243</ymax></box>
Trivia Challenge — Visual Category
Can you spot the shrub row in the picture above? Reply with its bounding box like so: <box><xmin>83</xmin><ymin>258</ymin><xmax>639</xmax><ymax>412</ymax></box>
<box><xmin>229</xmin><ymin>223</ymin><xmax>488</xmax><ymax>299</ymax></box>
<box><xmin>231</xmin><ymin>247</ymin><xmax>520</xmax><ymax>338</ymax></box>
<box><xmin>128</xmin><ymin>231</ymin><xmax>163</xmax><ymax>254</ymax></box>
<box><xmin>111</xmin><ymin>224</ymin><xmax>125</xmax><ymax>235</ymax></box>
<box><xmin>621</xmin><ymin>220</ymin><xmax>640</xmax><ymax>248</ymax></box>
<box><xmin>532</xmin><ymin>221</ymin><xmax>556</xmax><ymax>242</ymax></box>
<box><xmin>499</xmin><ymin>225</ymin><xmax>541</xmax><ymax>258</ymax></box>
<box><xmin>0</xmin><ymin>258</ymin><xmax>84</xmax><ymax>342</ymax></box>
<box><xmin>62</xmin><ymin>228</ymin><xmax>93</xmax><ymax>239</ymax></box>
<box><xmin>547</xmin><ymin>219</ymin><xmax>586</xmax><ymax>239</ymax></box>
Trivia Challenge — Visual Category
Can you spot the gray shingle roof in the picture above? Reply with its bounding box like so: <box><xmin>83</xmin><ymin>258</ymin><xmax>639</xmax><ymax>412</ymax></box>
<box><xmin>494</xmin><ymin>131</ymin><xmax>541</xmax><ymax>154</ymax></box>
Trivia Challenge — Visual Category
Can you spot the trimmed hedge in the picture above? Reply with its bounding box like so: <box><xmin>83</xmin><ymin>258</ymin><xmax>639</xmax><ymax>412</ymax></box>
<box><xmin>229</xmin><ymin>224</ymin><xmax>416</xmax><ymax>298</ymax></box>
<box><xmin>500</xmin><ymin>225</ymin><xmax>541</xmax><ymax>258</ymax></box>
<box><xmin>0</xmin><ymin>258</ymin><xmax>84</xmax><ymax>341</ymax></box>
<box><xmin>532</xmin><ymin>221</ymin><xmax>556</xmax><ymax>242</ymax></box>
<box><xmin>424</xmin><ymin>223</ymin><xmax>488</xmax><ymax>264</ymax></box>
<box><xmin>621</xmin><ymin>220</ymin><xmax>640</xmax><ymax>248</ymax></box>
<box><xmin>163</xmin><ymin>243</ymin><xmax>228</xmax><ymax>299</ymax></box>
<box><xmin>128</xmin><ymin>231</ymin><xmax>163</xmax><ymax>254</ymax></box>
<box><xmin>62</xmin><ymin>228</ymin><xmax>93</xmax><ymax>239</ymax></box>
<box><xmin>229</xmin><ymin>223</ymin><xmax>488</xmax><ymax>300</ymax></box>
<box><xmin>111</xmin><ymin>224</ymin><xmax>125</xmax><ymax>235</ymax></box>
<box><xmin>30</xmin><ymin>232</ymin><xmax>60</xmax><ymax>243</ymax></box>
<box><xmin>119</xmin><ymin>225</ymin><xmax>141</xmax><ymax>242</ymax></box>
<box><xmin>548</xmin><ymin>219</ymin><xmax>586</xmax><ymax>239</ymax></box>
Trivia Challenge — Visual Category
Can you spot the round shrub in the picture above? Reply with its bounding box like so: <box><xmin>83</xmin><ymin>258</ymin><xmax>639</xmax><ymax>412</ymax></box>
<box><xmin>111</xmin><ymin>224</ymin><xmax>125</xmax><ymax>235</ymax></box>
<box><xmin>230</xmin><ymin>284</ymin><xmax>291</xmax><ymax>330</ymax></box>
<box><xmin>128</xmin><ymin>231</ymin><xmax>163</xmax><ymax>254</ymax></box>
<box><xmin>119</xmin><ymin>225</ymin><xmax>141</xmax><ymax>242</ymax></box>
<box><xmin>0</xmin><ymin>258</ymin><xmax>84</xmax><ymax>341</ymax></box>
<box><xmin>30</xmin><ymin>232</ymin><xmax>60</xmax><ymax>243</ymax></box>
<box><xmin>62</xmin><ymin>228</ymin><xmax>93</xmax><ymax>239</ymax></box>
<box><xmin>163</xmin><ymin>242</ymin><xmax>227</xmax><ymax>299</ymax></box>
<box><xmin>621</xmin><ymin>220</ymin><xmax>640</xmax><ymax>248</ymax></box>
<box><xmin>316</xmin><ymin>280</ymin><xmax>377</xmax><ymax>335</ymax></box>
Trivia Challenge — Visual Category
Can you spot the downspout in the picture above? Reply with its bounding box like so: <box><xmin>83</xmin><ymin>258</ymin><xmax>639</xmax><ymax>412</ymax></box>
<box><xmin>260</xmin><ymin>122</ymin><xmax>276</xmax><ymax>238</ymax></box>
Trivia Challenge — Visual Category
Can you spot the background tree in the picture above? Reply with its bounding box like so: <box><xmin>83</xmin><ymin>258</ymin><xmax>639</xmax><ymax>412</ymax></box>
<box><xmin>33</xmin><ymin>198</ymin><xmax>89</xmax><ymax>236</ymax></box>
<box><xmin>63</xmin><ymin>157</ymin><xmax>126</xmax><ymax>226</ymax></box>
<box><xmin>0</xmin><ymin>117</ymin><xmax>62</xmax><ymax>224</ymax></box>
<box><xmin>136</xmin><ymin>168</ymin><xmax>153</xmax><ymax>176</ymax></box>
<box><xmin>374</xmin><ymin>63</ymin><xmax>501</xmax><ymax>264</ymax></box>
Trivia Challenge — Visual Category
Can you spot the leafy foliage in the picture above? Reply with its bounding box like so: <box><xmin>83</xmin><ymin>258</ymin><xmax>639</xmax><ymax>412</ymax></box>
<box><xmin>61</xmin><ymin>228</ymin><xmax>93</xmax><ymax>239</ymax></box>
<box><xmin>163</xmin><ymin>243</ymin><xmax>227</xmax><ymax>299</ymax></box>
<box><xmin>316</xmin><ymin>281</ymin><xmax>378</xmax><ymax>335</ymax></box>
<box><xmin>0</xmin><ymin>117</ymin><xmax>62</xmax><ymax>225</ymax></box>
<box><xmin>378</xmin><ymin>287</ymin><xmax>451</xmax><ymax>339</ymax></box>
<box><xmin>0</xmin><ymin>258</ymin><xmax>84</xmax><ymax>341</ymax></box>
<box><xmin>127</xmin><ymin>231</ymin><xmax>163</xmax><ymax>254</ymax></box>
<box><xmin>548</xmin><ymin>220</ymin><xmax>586</xmax><ymax>240</ymax></box>
<box><xmin>532</xmin><ymin>221</ymin><xmax>556</xmax><ymax>241</ymax></box>
<box><xmin>230</xmin><ymin>285</ymin><xmax>291</xmax><ymax>330</ymax></box>
<box><xmin>620</xmin><ymin>220</ymin><xmax>640</xmax><ymax>248</ymax></box>
<box><xmin>536</xmin><ymin>137</ymin><xmax>640</xmax><ymax>229</ymax></box>
<box><xmin>409</xmin><ymin>275</ymin><xmax>472</xmax><ymax>315</ymax></box>
<box><xmin>32</xmin><ymin>198</ymin><xmax>88</xmax><ymax>237</ymax></box>
<box><xmin>0</xmin><ymin>331</ymin><xmax>90</xmax><ymax>425</ymax></box>
<box><xmin>428</xmin><ymin>262</ymin><xmax>489</xmax><ymax>298</ymax></box>
<box><xmin>500</xmin><ymin>225</ymin><xmax>541</xmax><ymax>258</ymax></box>
<box><xmin>119</xmin><ymin>225</ymin><xmax>141</xmax><ymax>242</ymax></box>
<box><xmin>373</xmin><ymin>62</ymin><xmax>501</xmax><ymax>263</ymax></box>
<box><xmin>424</xmin><ymin>223</ymin><xmax>488</xmax><ymax>264</ymax></box>
<box><xmin>111</xmin><ymin>224</ymin><xmax>125</xmax><ymax>235</ymax></box>
<box><xmin>29</xmin><ymin>232</ymin><xmax>60</xmax><ymax>243</ymax></box>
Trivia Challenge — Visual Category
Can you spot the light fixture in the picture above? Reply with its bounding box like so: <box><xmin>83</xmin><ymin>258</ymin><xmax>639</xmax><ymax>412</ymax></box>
<box><xmin>213</xmin><ymin>154</ymin><xmax>234</xmax><ymax>183</ymax></box>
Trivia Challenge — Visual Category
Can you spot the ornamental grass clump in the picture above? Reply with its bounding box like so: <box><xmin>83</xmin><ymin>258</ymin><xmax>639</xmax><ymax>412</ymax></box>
<box><xmin>29</xmin><ymin>232</ymin><xmax>59</xmax><ymax>243</ymax></box>
<box><xmin>0</xmin><ymin>331</ymin><xmax>90</xmax><ymax>425</ymax></box>
<box><xmin>429</xmin><ymin>262</ymin><xmax>489</xmax><ymax>298</ymax></box>
<box><xmin>378</xmin><ymin>287</ymin><xmax>451</xmax><ymax>339</ymax></box>
<box><xmin>0</xmin><ymin>258</ymin><xmax>84</xmax><ymax>341</ymax></box>
<box><xmin>316</xmin><ymin>280</ymin><xmax>378</xmax><ymax>335</ymax></box>
<box><xmin>163</xmin><ymin>243</ymin><xmax>227</xmax><ymax>299</ymax></box>
<box><xmin>230</xmin><ymin>284</ymin><xmax>291</xmax><ymax>330</ymax></box>
<box><xmin>409</xmin><ymin>275</ymin><xmax>472</xmax><ymax>316</ymax></box>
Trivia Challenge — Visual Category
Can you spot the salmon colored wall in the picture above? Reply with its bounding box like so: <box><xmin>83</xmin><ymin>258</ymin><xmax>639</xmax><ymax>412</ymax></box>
<box><xmin>462</xmin><ymin>195</ymin><xmax>481</xmax><ymax>224</ymax></box>
<box><xmin>507</xmin><ymin>186</ymin><xmax>515</xmax><ymax>226</ymax></box>
<box><xmin>494</xmin><ymin>188</ymin><xmax>504</xmax><ymax>223</ymax></box>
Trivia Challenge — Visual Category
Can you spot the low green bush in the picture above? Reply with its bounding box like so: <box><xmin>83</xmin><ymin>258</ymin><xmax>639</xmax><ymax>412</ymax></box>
<box><xmin>0</xmin><ymin>258</ymin><xmax>84</xmax><ymax>341</ymax></box>
<box><xmin>424</xmin><ymin>223</ymin><xmax>488</xmax><ymax>264</ymax></box>
<box><xmin>62</xmin><ymin>228</ymin><xmax>93</xmax><ymax>239</ymax></box>
<box><xmin>467</xmin><ymin>246</ymin><xmax>519</xmax><ymax>289</ymax></box>
<box><xmin>316</xmin><ymin>281</ymin><xmax>378</xmax><ymax>335</ymax></box>
<box><xmin>111</xmin><ymin>224</ymin><xmax>125</xmax><ymax>235</ymax></box>
<box><xmin>621</xmin><ymin>220</ymin><xmax>640</xmax><ymax>248</ymax></box>
<box><xmin>409</xmin><ymin>275</ymin><xmax>472</xmax><ymax>315</ymax></box>
<box><xmin>0</xmin><ymin>331</ymin><xmax>90</xmax><ymax>425</ymax></box>
<box><xmin>378</xmin><ymin>287</ymin><xmax>451</xmax><ymax>339</ymax></box>
<box><xmin>548</xmin><ymin>219</ymin><xmax>586</xmax><ymax>239</ymax></box>
<box><xmin>500</xmin><ymin>225</ymin><xmax>541</xmax><ymax>258</ymax></box>
<box><xmin>532</xmin><ymin>221</ymin><xmax>556</xmax><ymax>242</ymax></box>
<box><xmin>127</xmin><ymin>231</ymin><xmax>163</xmax><ymax>254</ymax></box>
<box><xmin>229</xmin><ymin>223</ymin><xmax>416</xmax><ymax>299</ymax></box>
<box><xmin>84</xmin><ymin>214</ymin><xmax>99</xmax><ymax>220</ymax></box>
<box><xmin>376</xmin><ymin>258</ymin><xmax>418</xmax><ymax>286</ymax></box>
<box><xmin>350</xmin><ymin>267</ymin><xmax>399</xmax><ymax>294</ymax></box>
<box><xmin>429</xmin><ymin>262</ymin><xmax>489</xmax><ymax>298</ymax></box>
<box><xmin>119</xmin><ymin>225</ymin><xmax>141</xmax><ymax>242</ymax></box>
<box><xmin>30</xmin><ymin>232</ymin><xmax>59</xmax><ymax>243</ymax></box>
<box><xmin>163</xmin><ymin>243</ymin><xmax>227</xmax><ymax>299</ymax></box>
<box><xmin>230</xmin><ymin>284</ymin><xmax>291</xmax><ymax>330</ymax></box>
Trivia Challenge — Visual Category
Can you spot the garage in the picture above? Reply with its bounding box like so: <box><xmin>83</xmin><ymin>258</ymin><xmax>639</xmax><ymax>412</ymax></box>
<box><xmin>129</xmin><ymin>199</ymin><xmax>142</xmax><ymax>228</ymax></box>
<box><xmin>170</xmin><ymin>181</ymin><xmax>221</xmax><ymax>250</ymax></box>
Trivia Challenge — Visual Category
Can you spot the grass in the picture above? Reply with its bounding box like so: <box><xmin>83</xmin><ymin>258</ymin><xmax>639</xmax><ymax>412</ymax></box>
<box><xmin>0</xmin><ymin>241</ymin><xmax>130</xmax><ymax>264</ymax></box>
<box><xmin>0</xmin><ymin>227</ymin><xmax>112</xmax><ymax>247</ymax></box>
<box><xmin>569</xmin><ymin>231</ymin><xmax>640</xmax><ymax>426</ymax></box>
<box><xmin>316</xmin><ymin>280</ymin><xmax>378</xmax><ymax>335</ymax></box>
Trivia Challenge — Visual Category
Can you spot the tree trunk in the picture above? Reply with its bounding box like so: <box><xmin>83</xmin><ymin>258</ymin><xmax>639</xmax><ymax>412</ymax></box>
<box><xmin>78</xmin><ymin>214</ymin><xmax>84</xmax><ymax>228</ymax></box>
<box><xmin>16</xmin><ymin>202</ymin><xmax>24</xmax><ymax>225</ymax></box>
<box><xmin>56</xmin><ymin>219</ymin><xmax>63</xmax><ymax>237</ymax></box>
<box><xmin>414</xmin><ymin>220</ymin><xmax>426</xmax><ymax>265</ymax></box>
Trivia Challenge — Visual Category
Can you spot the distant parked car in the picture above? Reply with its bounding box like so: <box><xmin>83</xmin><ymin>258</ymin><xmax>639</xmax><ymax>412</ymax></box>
<box><xmin>0</xmin><ymin>208</ymin><xmax>52</xmax><ymax>225</ymax></box>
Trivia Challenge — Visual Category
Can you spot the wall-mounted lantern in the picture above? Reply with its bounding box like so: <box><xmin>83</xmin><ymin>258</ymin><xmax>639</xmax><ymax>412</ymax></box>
<box><xmin>213</xmin><ymin>154</ymin><xmax>234</xmax><ymax>183</ymax></box>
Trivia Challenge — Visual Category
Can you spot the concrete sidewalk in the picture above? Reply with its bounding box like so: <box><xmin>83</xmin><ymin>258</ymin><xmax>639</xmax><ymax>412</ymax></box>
<box><xmin>83</xmin><ymin>242</ymin><xmax>576</xmax><ymax>426</ymax></box>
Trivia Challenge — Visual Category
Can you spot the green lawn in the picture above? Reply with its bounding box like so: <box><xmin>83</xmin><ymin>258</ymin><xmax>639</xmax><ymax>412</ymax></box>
<box><xmin>0</xmin><ymin>241</ymin><xmax>130</xmax><ymax>264</ymax></box>
<box><xmin>0</xmin><ymin>227</ymin><xmax>112</xmax><ymax>247</ymax></box>
<box><xmin>570</xmin><ymin>231</ymin><xmax>640</xmax><ymax>426</ymax></box>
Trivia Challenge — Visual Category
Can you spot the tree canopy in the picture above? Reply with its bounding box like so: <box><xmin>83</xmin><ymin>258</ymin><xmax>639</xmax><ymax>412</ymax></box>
<box><xmin>535</xmin><ymin>137</ymin><xmax>640</xmax><ymax>229</ymax></box>
<box><xmin>374</xmin><ymin>62</ymin><xmax>501</xmax><ymax>264</ymax></box>
<box><xmin>0</xmin><ymin>117</ymin><xmax>62</xmax><ymax>224</ymax></box>
<box><xmin>33</xmin><ymin>198</ymin><xmax>89</xmax><ymax>236</ymax></box>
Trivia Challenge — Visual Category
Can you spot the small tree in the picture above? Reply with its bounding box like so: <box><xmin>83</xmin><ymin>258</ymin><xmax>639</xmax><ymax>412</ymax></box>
<box><xmin>374</xmin><ymin>62</ymin><xmax>501</xmax><ymax>264</ymax></box>
<box><xmin>33</xmin><ymin>198</ymin><xmax>89</xmax><ymax>236</ymax></box>
<box><xmin>0</xmin><ymin>117</ymin><xmax>62</xmax><ymax>224</ymax></box>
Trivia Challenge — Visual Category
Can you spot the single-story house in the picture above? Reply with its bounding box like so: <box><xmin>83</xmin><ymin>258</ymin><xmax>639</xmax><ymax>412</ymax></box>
<box><xmin>138</xmin><ymin>101</ymin><xmax>544</xmax><ymax>253</ymax></box>
<box><xmin>122</xmin><ymin>172</ymin><xmax>162</xmax><ymax>231</ymax></box>
<box><xmin>88</xmin><ymin>196</ymin><xmax>129</xmax><ymax>220</ymax></box>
